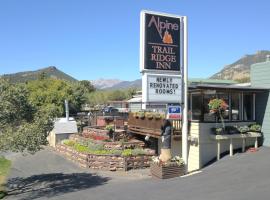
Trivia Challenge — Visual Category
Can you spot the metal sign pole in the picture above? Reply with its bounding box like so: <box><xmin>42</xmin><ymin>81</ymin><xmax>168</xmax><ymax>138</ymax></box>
<box><xmin>182</xmin><ymin>16</ymin><xmax>188</xmax><ymax>171</ymax></box>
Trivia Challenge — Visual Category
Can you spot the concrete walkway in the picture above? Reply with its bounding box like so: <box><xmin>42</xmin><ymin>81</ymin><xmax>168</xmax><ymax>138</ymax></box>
<box><xmin>4</xmin><ymin>147</ymin><xmax>270</xmax><ymax>200</ymax></box>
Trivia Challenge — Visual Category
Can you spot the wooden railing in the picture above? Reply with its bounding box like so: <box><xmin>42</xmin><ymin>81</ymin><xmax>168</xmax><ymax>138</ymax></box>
<box><xmin>128</xmin><ymin>113</ymin><xmax>182</xmax><ymax>138</ymax></box>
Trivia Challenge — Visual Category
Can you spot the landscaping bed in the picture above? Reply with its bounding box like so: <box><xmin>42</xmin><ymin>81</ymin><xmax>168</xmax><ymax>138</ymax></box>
<box><xmin>69</xmin><ymin>134</ymin><xmax>145</xmax><ymax>150</ymax></box>
<box><xmin>55</xmin><ymin>139</ymin><xmax>154</xmax><ymax>171</ymax></box>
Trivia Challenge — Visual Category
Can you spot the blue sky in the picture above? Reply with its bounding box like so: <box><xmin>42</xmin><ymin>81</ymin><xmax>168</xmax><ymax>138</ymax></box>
<box><xmin>0</xmin><ymin>0</ymin><xmax>269</xmax><ymax>81</ymax></box>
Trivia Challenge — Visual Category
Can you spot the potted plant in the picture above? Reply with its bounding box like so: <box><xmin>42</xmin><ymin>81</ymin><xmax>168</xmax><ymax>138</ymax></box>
<box><xmin>150</xmin><ymin>155</ymin><xmax>185</xmax><ymax>179</ymax></box>
<box><xmin>133</xmin><ymin>112</ymin><xmax>139</xmax><ymax>118</ymax></box>
<box><xmin>137</xmin><ymin>111</ymin><xmax>145</xmax><ymax>119</ymax></box>
<box><xmin>249</xmin><ymin>124</ymin><xmax>261</xmax><ymax>132</ymax></box>
<box><xmin>145</xmin><ymin>112</ymin><xmax>153</xmax><ymax>120</ymax></box>
<box><xmin>105</xmin><ymin>125</ymin><xmax>114</xmax><ymax>140</ymax></box>
<box><xmin>237</xmin><ymin>125</ymin><xmax>249</xmax><ymax>134</ymax></box>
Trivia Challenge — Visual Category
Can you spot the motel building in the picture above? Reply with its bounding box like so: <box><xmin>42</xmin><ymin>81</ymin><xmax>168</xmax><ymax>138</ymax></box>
<box><xmin>128</xmin><ymin>58</ymin><xmax>270</xmax><ymax>172</ymax></box>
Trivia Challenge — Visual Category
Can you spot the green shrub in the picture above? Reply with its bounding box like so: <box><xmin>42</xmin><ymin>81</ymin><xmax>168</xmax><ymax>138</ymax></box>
<box><xmin>121</xmin><ymin>149</ymin><xmax>132</xmax><ymax>157</ymax></box>
<box><xmin>137</xmin><ymin>111</ymin><xmax>145</xmax><ymax>119</ymax></box>
<box><xmin>145</xmin><ymin>112</ymin><xmax>153</xmax><ymax>119</ymax></box>
<box><xmin>249</xmin><ymin>124</ymin><xmax>261</xmax><ymax>132</ymax></box>
<box><xmin>62</xmin><ymin>139</ymin><xmax>76</xmax><ymax>147</ymax></box>
<box><xmin>87</xmin><ymin>142</ymin><xmax>104</xmax><ymax>151</ymax></box>
<box><xmin>74</xmin><ymin>143</ymin><xmax>90</xmax><ymax>153</ymax></box>
<box><xmin>105</xmin><ymin>125</ymin><xmax>114</xmax><ymax>132</ymax></box>
<box><xmin>112</xmin><ymin>150</ymin><xmax>122</xmax><ymax>156</ymax></box>
<box><xmin>131</xmin><ymin>148</ymin><xmax>145</xmax><ymax>156</ymax></box>
<box><xmin>237</xmin><ymin>125</ymin><xmax>249</xmax><ymax>133</ymax></box>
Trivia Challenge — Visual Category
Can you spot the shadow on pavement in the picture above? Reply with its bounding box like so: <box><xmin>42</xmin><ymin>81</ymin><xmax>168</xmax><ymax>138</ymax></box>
<box><xmin>6</xmin><ymin>173</ymin><xmax>110</xmax><ymax>199</ymax></box>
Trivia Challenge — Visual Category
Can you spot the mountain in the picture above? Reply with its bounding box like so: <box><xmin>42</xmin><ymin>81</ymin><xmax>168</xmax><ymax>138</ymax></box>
<box><xmin>210</xmin><ymin>50</ymin><xmax>270</xmax><ymax>82</ymax></box>
<box><xmin>0</xmin><ymin>66</ymin><xmax>77</xmax><ymax>83</ymax></box>
<box><xmin>105</xmin><ymin>79</ymin><xmax>141</xmax><ymax>90</ymax></box>
<box><xmin>90</xmin><ymin>79</ymin><xmax>122</xmax><ymax>89</ymax></box>
<box><xmin>91</xmin><ymin>79</ymin><xmax>142</xmax><ymax>90</ymax></box>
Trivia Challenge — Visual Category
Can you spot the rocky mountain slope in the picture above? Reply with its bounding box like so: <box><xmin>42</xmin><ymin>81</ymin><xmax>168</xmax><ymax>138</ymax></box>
<box><xmin>0</xmin><ymin>66</ymin><xmax>77</xmax><ymax>83</ymax></box>
<box><xmin>91</xmin><ymin>79</ymin><xmax>141</xmax><ymax>90</ymax></box>
<box><xmin>210</xmin><ymin>50</ymin><xmax>270</xmax><ymax>82</ymax></box>
<box><xmin>90</xmin><ymin>79</ymin><xmax>122</xmax><ymax>89</ymax></box>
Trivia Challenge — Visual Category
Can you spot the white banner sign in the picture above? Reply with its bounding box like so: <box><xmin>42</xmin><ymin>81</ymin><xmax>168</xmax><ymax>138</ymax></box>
<box><xmin>142</xmin><ymin>74</ymin><xmax>182</xmax><ymax>103</ymax></box>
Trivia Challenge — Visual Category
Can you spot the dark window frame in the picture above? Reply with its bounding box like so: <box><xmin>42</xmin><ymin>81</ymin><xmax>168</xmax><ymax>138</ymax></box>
<box><xmin>189</xmin><ymin>90</ymin><xmax>256</xmax><ymax>123</ymax></box>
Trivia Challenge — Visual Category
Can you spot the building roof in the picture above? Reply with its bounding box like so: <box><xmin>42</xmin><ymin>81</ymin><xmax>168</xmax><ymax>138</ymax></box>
<box><xmin>189</xmin><ymin>78</ymin><xmax>237</xmax><ymax>85</ymax></box>
<box><xmin>127</xmin><ymin>97</ymin><xmax>142</xmax><ymax>103</ymax></box>
<box><xmin>52</xmin><ymin>118</ymin><xmax>78</xmax><ymax>134</ymax></box>
<box><xmin>189</xmin><ymin>84</ymin><xmax>269</xmax><ymax>91</ymax></box>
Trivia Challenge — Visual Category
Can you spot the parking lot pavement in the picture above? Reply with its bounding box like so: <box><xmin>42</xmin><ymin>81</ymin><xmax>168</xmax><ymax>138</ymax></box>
<box><xmin>4</xmin><ymin>147</ymin><xmax>270</xmax><ymax>200</ymax></box>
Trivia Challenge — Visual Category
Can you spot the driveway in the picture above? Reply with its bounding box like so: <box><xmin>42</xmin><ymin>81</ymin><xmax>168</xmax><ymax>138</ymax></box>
<box><xmin>4</xmin><ymin>147</ymin><xmax>270</xmax><ymax>200</ymax></box>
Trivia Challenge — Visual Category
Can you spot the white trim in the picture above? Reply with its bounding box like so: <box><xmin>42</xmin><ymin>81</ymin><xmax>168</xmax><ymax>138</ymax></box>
<box><xmin>253</xmin><ymin>93</ymin><xmax>256</xmax><ymax>120</ymax></box>
<box><xmin>140</xmin><ymin>10</ymin><xmax>184</xmax><ymax>73</ymax></box>
<box><xmin>241</xmin><ymin>92</ymin><xmax>244</xmax><ymax>120</ymax></box>
<box><xmin>141</xmin><ymin>10</ymin><xmax>184</xmax><ymax>19</ymax></box>
<box><xmin>140</xmin><ymin>11</ymin><xmax>145</xmax><ymax>73</ymax></box>
<box><xmin>182</xmin><ymin>16</ymin><xmax>188</xmax><ymax>169</ymax></box>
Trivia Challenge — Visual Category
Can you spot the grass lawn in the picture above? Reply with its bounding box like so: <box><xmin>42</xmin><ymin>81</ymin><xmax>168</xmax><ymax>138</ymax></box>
<box><xmin>0</xmin><ymin>156</ymin><xmax>11</xmax><ymax>199</ymax></box>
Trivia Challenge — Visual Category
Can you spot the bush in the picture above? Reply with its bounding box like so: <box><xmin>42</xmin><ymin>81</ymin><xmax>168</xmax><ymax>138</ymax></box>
<box><xmin>145</xmin><ymin>112</ymin><xmax>153</xmax><ymax>119</ymax></box>
<box><xmin>121</xmin><ymin>149</ymin><xmax>132</xmax><ymax>157</ymax></box>
<box><xmin>131</xmin><ymin>148</ymin><xmax>145</xmax><ymax>156</ymax></box>
<box><xmin>62</xmin><ymin>140</ymin><xmax>148</xmax><ymax>157</ymax></box>
<box><xmin>237</xmin><ymin>125</ymin><xmax>249</xmax><ymax>134</ymax></box>
<box><xmin>105</xmin><ymin>125</ymin><xmax>114</xmax><ymax>132</ymax></box>
<box><xmin>62</xmin><ymin>139</ymin><xmax>75</xmax><ymax>147</ymax></box>
<box><xmin>137</xmin><ymin>111</ymin><xmax>145</xmax><ymax>119</ymax></box>
<box><xmin>87</xmin><ymin>142</ymin><xmax>104</xmax><ymax>151</ymax></box>
<box><xmin>249</xmin><ymin>124</ymin><xmax>261</xmax><ymax>132</ymax></box>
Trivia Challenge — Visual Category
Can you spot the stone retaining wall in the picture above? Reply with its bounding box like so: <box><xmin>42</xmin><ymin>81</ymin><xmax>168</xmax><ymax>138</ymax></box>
<box><xmin>55</xmin><ymin>144</ymin><xmax>152</xmax><ymax>171</ymax></box>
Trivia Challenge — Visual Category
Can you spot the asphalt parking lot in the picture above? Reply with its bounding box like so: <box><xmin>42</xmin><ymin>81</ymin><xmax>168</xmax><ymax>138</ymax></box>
<box><xmin>4</xmin><ymin>146</ymin><xmax>270</xmax><ymax>200</ymax></box>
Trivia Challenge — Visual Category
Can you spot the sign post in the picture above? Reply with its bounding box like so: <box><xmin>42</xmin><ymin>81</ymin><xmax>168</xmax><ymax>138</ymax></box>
<box><xmin>140</xmin><ymin>10</ymin><xmax>188</xmax><ymax>171</ymax></box>
<box><xmin>182</xmin><ymin>16</ymin><xmax>188</xmax><ymax>170</ymax></box>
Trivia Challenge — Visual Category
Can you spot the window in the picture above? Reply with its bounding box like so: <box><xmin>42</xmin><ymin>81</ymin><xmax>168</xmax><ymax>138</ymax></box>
<box><xmin>243</xmin><ymin>93</ymin><xmax>254</xmax><ymax>121</ymax></box>
<box><xmin>203</xmin><ymin>94</ymin><xmax>216</xmax><ymax>122</ymax></box>
<box><xmin>231</xmin><ymin>93</ymin><xmax>241</xmax><ymax>121</ymax></box>
<box><xmin>191</xmin><ymin>94</ymin><xmax>202</xmax><ymax>120</ymax></box>
<box><xmin>189</xmin><ymin>91</ymin><xmax>256</xmax><ymax>122</ymax></box>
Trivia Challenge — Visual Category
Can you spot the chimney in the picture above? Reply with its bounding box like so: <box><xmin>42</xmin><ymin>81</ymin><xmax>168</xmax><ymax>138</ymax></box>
<box><xmin>266</xmin><ymin>55</ymin><xmax>270</xmax><ymax>62</ymax></box>
<box><xmin>65</xmin><ymin>100</ymin><xmax>69</xmax><ymax>121</ymax></box>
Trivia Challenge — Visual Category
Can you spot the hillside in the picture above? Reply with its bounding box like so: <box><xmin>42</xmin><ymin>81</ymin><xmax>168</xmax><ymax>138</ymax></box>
<box><xmin>0</xmin><ymin>66</ymin><xmax>77</xmax><ymax>83</ymax></box>
<box><xmin>210</xmin><ymin>50</ymin><xmax>270</xmax><ymax>82</ymax></box>
<box><xmin>90</xmin><ymin>79</ymin><xmax>122</xmax><ymax>89</ymax></box>
<box><xmin>91</xmin><ymin>79</ymin><xmax>142</xmax><ymax>90</ymax></box>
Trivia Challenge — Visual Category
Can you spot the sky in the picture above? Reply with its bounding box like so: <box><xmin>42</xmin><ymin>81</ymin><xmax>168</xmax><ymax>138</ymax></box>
<box><xmin>0</xmin><ymin>0</ymin><xmax>269</xmax><ymax>81</ymax></box>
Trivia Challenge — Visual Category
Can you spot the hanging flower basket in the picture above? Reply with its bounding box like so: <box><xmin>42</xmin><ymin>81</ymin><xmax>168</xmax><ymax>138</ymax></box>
<box><xmin>208</xmin><ymin>98</ymin><xmax>228</xmax><ymax>129</ymax></box>
<box><xmin>208</xmin><ymin>98</ymin><xmax>228</xmax><ymax>114</ymax></box>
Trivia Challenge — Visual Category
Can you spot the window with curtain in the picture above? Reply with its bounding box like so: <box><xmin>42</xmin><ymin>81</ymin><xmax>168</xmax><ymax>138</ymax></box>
<box><xmin>231</xmin><ymin>93</ymin><xmax>241</xmax><ymax>121</ymax></box>
<box><xmin>243</xmin><ymin>93</ymin><xmax>254</xmax><ymax>121</ymax></box>
<box><xmin>191</xmin><ymin>94</ymin><xmax>202</xmax><ymax>120</ymax></box>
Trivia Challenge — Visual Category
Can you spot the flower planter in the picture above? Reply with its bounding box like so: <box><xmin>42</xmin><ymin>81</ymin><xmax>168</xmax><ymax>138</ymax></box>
<box><xmin>150</xmin><ymin>163</ymin><xmax>185</xmax><ymax>179</ymax></box>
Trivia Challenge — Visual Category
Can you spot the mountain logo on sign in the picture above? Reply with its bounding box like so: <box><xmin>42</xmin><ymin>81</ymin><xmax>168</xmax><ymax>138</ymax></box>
<box><xmin>148</xmin><ymin>15</ymin><xmax>178</xmax><ymax>44</ymax></box>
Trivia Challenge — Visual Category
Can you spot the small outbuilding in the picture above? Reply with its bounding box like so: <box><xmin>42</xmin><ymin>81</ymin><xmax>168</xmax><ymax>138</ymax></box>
<box><xmin>47</xmin><ymin>117</ymin><xmax>78</xmax><ymax>147</ymax></box>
